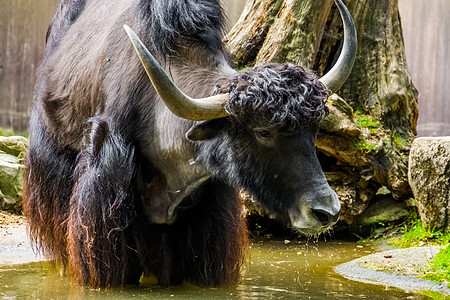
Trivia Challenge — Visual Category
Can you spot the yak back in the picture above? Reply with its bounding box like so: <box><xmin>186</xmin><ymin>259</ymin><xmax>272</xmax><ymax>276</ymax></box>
<box><xmin>46</xmin><ymin>0</ymin><xmax>225</xmax><ymax>55</ymax></box>
<box><xmin>37</xmin><ymin>0</ymin><xmax>230</xmax><ymax>149</ymax></box>
<box><xmin>137</xmin><ymin>0</ymin><xmax>226</xmax><ymax>56</ymax></box>
<box><xmin>45</xmin><ymin>0</ymin><xmax>86</xmax><ymax>50</ymax></box>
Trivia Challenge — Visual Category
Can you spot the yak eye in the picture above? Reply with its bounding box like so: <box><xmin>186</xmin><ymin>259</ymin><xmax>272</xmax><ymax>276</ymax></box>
<box><xmin>255</xmin><ymin>129</ymin><xmax>271</xmax><ymax>138</ymax></box>
<box><xmin>254</xmin><ymin>128</ymin><xmax>274</xmax><ymax>145</ymax></box>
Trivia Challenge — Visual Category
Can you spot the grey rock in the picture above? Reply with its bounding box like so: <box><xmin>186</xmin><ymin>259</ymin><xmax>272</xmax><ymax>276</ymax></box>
<box><xmin>408</xmin><ymin>137</ymin><xmax>450</xmax><ymax>231</ymax></box>
<box><xmin>0</xmin><ymin>136</ymin><xmax>27</xmax><ymax>213</ymax></box>
<box><xmin>0</xmin><ymin>136</ymin><xmax>27</xmax><ymax>159</ymax></box>
<box><xmin>349</xmin><ymin>196</ymin><xmax>408</xmax><ymax>236</ymax></box>
<box><xmin>335</xmin><ymin>246</ymin><xmax>450</xmax><ymax>295</ymax></box>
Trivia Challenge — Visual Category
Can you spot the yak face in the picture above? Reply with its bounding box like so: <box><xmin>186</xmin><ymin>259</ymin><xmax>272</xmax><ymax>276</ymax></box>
<box><xmin>187</xmin><ymin>63</ymin><xmax>340</xmax><ymax>235</ymax></box>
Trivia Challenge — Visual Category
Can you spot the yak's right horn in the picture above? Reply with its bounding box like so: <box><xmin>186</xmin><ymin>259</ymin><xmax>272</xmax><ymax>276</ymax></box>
<box><xmin>124</xmin><ymin>25</ymin><xmax>230</xmax><ymax>121</ymax></box>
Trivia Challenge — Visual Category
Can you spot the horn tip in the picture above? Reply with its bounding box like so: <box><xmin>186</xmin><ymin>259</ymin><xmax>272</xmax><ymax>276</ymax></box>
<box><xmin>123</xmin><ymin>24</ymin><xmax>136</xmax><ymax>39</ymax></box>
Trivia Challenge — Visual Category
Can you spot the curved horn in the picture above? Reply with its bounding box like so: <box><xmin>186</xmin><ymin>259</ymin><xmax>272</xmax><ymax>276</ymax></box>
<box><xmin>319</xmin><ymin>0</ymin><xmax>357</xmax><ymax>92</ymax></box>
<box><xmin>123</xmin><ymin>25</ymin><xmax>229</xmax><ymax>121</ymax></box>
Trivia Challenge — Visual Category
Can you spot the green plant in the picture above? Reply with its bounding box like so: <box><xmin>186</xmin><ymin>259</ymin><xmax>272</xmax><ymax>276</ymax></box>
<box><xmin>0</xmin><ymin>129</ymin><xmax>28</xmax><ymax>138</ymax></box>
<box><xmin>353</xmin><ymin>106</ymin><xmax>365</xmax><ymax>115</ymax></box>
<box><xmin>353</xmin><ymin>233</ymin><xmax>365</xmax><ymax>245</ymax></box>
<box><xmin>389</xmin><ymin>220</ymin><xmax>450</xmax><ymax>248</ymax></box>
<box><xmin>419</xmin><ymin>290</ymin><xmax>450</xmax><ymax>299</ymax></box>
<box><xmin>422</xmin><ymin>244</ymin><xmax>450</xmax><ymax>287</ymax></box>
<box><xmin>405</xmin><ymin>207</ymin><xmax>419</xmax><ymax>223</ymax></box>
<box><xmin>358</xmin><ymin>138</ymin><xmax>377</xmax><ymax>151</ymax></box>
<box><xmin>356</xmin><ymin>114</ymin><xmax>379</xmax><ymax>129</ymax></box>
<box><xmin>253</xmin><ymin>223</ymin><xmax>263</xmax><ymax>237</ymax></box>
<box><xmin>235</xmin><ymin>64</ymin><xmax>252</xmax><ymax>71</ymax></box>
<box><xmin>392</xmin><ymin>132</ymin><xmax>407</xmax><ymax>148</ymax></box>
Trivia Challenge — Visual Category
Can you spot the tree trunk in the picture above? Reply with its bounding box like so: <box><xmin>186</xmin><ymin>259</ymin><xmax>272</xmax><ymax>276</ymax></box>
<box><xmin>225</xmin><ymin>0</ymin><xmax>418</xmax><ymax>222</ymax></box>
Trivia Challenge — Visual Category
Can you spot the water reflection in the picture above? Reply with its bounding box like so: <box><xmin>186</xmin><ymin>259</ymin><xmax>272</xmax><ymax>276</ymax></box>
<box><xmin>0</xmin><ymin>239</ymin><xmax>427</xmax><ymax>299</ymax></box>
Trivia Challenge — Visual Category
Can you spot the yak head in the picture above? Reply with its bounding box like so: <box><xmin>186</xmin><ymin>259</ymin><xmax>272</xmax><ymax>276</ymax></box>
<box><xmin>186</xmin><ymin>63</ymin><xmax>340</xmax><ymax>235</ymax></box>
<box><xmin>124</xmin><ymin>0</ymin><xmax>356</xmax><ymax>235</ymax></box>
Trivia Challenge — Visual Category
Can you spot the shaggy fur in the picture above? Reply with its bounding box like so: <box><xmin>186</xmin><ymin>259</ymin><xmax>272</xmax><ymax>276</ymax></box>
<box><xmin>138</xmin><ymin>0</ymin><xmax>225</xmax><ymax>55</ymax></box>
<box><xmin>24</xmin><ymin>0</ymin><xmax>248</xmax><ymax>288</ymax></box>
<box><xmin>225</xmin><ymin>63</ymin><xmax>328</xmax><ymax>132</ymax></box>
<box><xmin>45</xmin><ymin>0</ymin><xmax>86</xmax><ymax>48</ymax></box>
<box><xmin>24</xmin><ymin>0</ymin><xmax>330</xmax><ymax>289</ymax></box>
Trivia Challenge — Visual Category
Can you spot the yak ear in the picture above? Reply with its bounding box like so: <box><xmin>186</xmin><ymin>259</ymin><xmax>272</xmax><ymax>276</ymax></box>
<box><xmin>186</xmin><ymin>118</ymin><xmax>229</xmax><ymax>141</ymax></box>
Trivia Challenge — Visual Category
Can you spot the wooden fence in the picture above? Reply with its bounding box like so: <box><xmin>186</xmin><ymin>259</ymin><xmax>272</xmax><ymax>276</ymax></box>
<box><xmin>399</xmin><ymin>0</ymin><xmax>450</xmax><ymax>136</ymax></box>
<box><xmin>0</xmin><ymin>0</ymin><xmax>448</xmax><ymax>136</ymax></box>
<box><xmin>0</xmin><ymin>0</ymin><xmax>245</xmax><ymax>133</ymax></box>
<box><xmin>0</xmin><ymin>0</ymin><xmax>59</xmax><ymax>132</ymax></box>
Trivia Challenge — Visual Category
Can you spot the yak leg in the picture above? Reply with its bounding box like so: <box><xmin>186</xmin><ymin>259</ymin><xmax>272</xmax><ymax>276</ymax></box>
<box><xmin>23</xmin><ymin>114</ymin><xmax>77</xmax><ymax>264</ymax></box>
<box><xmin>176</xmin><ymin>180</ymin><xmax>249</xmax><ymax>287</ymax></box>
<box><xmin>132</xmin><ymin>216</ymin><xmax>185</xmax><ymax>286</ymax></box>
<box><xmin>67</xmin><ymin>117</ymin><xmax>142</xmax><ymax>287</ymax></box>
<box><xmin>131</xmin><ymin>181</ymin><xmax>248</xmax><ymax>287</ymax></box>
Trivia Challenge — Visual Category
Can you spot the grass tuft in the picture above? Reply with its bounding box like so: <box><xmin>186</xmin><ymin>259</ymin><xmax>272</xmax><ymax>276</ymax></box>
<box><xmin>422</xmin><ymin>244</ymin><xmax>450</xmax><ymax>287</ymax></box>
<box><xmin>389</xmin><ymin>220</ymin><xmax>450</xmax><ymax>248</ymax></box>
<box><xmin>0</xmin><ymin>129</ymin><xmax>28</xmax><ymax>138</ymax></box>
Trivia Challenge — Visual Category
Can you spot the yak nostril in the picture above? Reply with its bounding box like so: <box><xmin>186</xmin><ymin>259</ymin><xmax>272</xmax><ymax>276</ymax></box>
<box><xmin>312</xmin><ymin>209</ymin><xmax>331</xmax><ymax>227</ymax></box>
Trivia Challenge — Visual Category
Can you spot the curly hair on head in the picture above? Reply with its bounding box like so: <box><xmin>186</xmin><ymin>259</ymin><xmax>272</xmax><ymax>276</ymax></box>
<box><xmin>224</xmin><ymin>63</ymin><xmax>329</xmax><ymax>133</ymax></box>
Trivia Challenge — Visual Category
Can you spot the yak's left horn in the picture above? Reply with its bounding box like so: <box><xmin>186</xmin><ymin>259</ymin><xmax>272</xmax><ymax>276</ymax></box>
<box><xmin>319</xmin><ymin>0</ymin><xmax>357</xmax><ymax>92</ymax></box>
<box><xmin>124</xmin><ymin>25</ymin><xmax>230</xmax><ymax>121</ymax></box>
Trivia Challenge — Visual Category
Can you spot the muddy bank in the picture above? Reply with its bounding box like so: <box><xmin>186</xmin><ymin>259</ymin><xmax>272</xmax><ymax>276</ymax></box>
<box><xmin>0</xmin><ymin>213</ymin><xmax>42</xmax><ymax>266</ymax></box>
<box><xmin>335</xmin><ymin>246</ymin><xmax>450</xmax><ymax>295</ymax></box>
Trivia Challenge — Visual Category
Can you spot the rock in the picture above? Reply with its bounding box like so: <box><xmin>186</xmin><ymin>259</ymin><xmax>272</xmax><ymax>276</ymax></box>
<box><xmin>0</xmin><ymin>136</ymin><xmax>28</xmax><ymax>159</ymax></box>
<box><xmin>0</xmin><ymin>136</ymin><xmax>27</xmax><ymax>213</ymax></box>
<box><xmin>335</xmin><ymin>246</ymin><xmax>450</xmax><ymax>295</ymax></box>
<box><xmin>325</xmin><ymin>169</ymin><xmax>377</xmax><ymax>224</ymax></box>
<box><xmin>408</xmin><ymin>137</ymin><xmax>450</xmax><ymax>232</ymax></box>
<box><xmin>349</xmin><ymin>196</ymin><xmax>409</xmax><ymax>236</ymax></box>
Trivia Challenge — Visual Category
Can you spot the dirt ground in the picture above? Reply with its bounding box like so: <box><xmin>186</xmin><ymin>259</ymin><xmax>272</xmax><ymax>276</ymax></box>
<box><xmin>357</xmin><ymin>246</ymin><xmax>440</xmax><ymax>277</ymax></box>
<box><xmin>0</xmin><ymin>211</ymin><xmax>25</xmax><ymax>226</ymax></box>
<box><xmin>0</xmin><ymin>211</ymin><xmax>43</xmax><ymax>266</ymax></box>
<box><xmin>335</xmin><ymin>245</ymin><xmax>450</xmax><ymax>295</ymax></box>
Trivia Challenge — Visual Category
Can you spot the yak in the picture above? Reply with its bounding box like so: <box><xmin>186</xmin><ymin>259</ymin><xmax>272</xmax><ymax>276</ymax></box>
<box><xmin>23</xmin><ymin>0</ymin><xmax>356</xmax><ymax>288</ymax></box>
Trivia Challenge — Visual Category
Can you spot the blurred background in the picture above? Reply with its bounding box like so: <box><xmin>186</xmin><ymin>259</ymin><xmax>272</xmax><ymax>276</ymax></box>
<box><xmin>0</xmin><ymin>0</ymin><xmax>448</xmax><ymax>136</ymax></box>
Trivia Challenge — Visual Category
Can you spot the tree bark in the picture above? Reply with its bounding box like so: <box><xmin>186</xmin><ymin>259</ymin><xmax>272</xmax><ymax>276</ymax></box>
<box><xmin>225</xmin><ymin>0</ymin><xmax>418</xmax><ymax>222</ymax></box>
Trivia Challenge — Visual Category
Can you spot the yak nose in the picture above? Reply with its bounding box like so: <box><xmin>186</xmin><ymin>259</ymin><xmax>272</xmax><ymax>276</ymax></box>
<box><xmin>312</xmin><ymin>208</ymin><xmax>340</xmax><ymax>227</ymax></box>
<box><xmin>310</xmin><ymin>191</ymin><xmax>340</xmax><ymax>227</ymax></box>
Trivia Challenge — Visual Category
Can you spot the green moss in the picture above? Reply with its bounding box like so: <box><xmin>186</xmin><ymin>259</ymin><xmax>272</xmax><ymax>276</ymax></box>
<box><xmin>353</xmin><ymin>106</ymin><xmax>365</xmax><ymax>115</ymax></box>
<box><xmin>392</xmin><ymin>132</ymin><xmax>407</xmax><ymax>148</ymax></box>
<box><xmin>235</xmin><ymin>64</ymin><xmax>252</xmax><ymax>71</ymax></box>
<box><xmin>320</xmin><ymin>113</ymin><xmax>343</xmax><ymax>133</ymax></box>
<box><xmin>358</xmin><ymin>138</ymin><xmax>377</xmax><ymax>151</ymax></box>
<box><xmin>355</xmin><ymin>114</ymin><xmax>379</xmax><ymax>129</ymax></box>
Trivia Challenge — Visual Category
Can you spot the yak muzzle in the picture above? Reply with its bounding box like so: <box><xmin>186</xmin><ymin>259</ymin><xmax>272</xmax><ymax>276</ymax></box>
<box><xmin>289</xmin><ymin>189</ymin><xmax>341</xmax><ymax>234</ymax></box>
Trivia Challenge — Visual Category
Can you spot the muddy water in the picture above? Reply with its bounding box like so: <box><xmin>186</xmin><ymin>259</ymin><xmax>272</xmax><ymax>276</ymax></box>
<box><xmin>0</xmin><ymin>239</ymin><xmax>426</xmax><ymax>299</ymax></box>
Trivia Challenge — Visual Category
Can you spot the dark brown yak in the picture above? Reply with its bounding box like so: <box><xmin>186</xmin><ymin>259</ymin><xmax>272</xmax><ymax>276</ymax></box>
<box><xmin>23</xmin><ymin>0</ymin><xmax>356</xmax><ymax>288</ymax></box>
